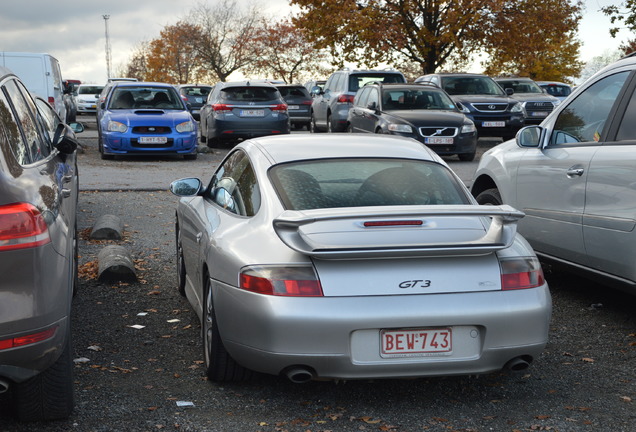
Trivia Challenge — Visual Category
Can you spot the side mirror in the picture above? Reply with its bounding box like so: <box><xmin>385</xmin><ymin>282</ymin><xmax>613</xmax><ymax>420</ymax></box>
<box><xmin>214</xmin><ymin>187</ymin><xmax>237</xmax><ymax>213</ymax></box>
<box><xmin>505</xmin><ymin>88</ymin><xmax>514</xmax><ymax>96</ymax></box>
<box><xmin>170</xmin><ymin>178</ymin><xmax>203</xmax><ymax>196</ymax></box>
<box><xmin>69</xmin><ymin>122</ymin><xmax>85</xmax><ymax>133</ymax></box>
<box><xmin>311</xmin><ymin>86</ymin><xmax>323</xmax><ymax>96</ymax></box>
<box><xmin>367</xmin><ymin>101</ymin><xmax>378</xmax><ymax>111</ymax></box>
<box><xmin>516</xmin><ymin>126</ymin><xmax>543</xmax><ymax>148</ymax></box>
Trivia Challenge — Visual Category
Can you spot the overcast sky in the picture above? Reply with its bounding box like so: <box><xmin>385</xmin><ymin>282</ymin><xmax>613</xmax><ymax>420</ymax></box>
<box><xmin>0</xmin><ymin>0</ymin><xmax>630</xmax><ymax>84</ymax></box>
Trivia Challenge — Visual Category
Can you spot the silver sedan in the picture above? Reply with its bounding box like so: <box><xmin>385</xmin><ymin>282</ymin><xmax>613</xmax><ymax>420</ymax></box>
<box><xmin>170</xmin><ymin>134</ymin><xmax>551</xmax><ymax>383</ymax></box>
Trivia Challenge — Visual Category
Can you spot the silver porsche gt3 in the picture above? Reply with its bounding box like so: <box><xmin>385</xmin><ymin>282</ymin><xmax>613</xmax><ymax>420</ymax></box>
<box><xmin>170</xmin><ymin>134</ymin><xmax>551</xmax><ymax>383</ymax></box>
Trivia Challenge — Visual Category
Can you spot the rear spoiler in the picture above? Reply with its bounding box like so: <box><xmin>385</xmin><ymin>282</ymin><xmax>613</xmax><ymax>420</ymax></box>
<box><xmin>273</xmin><ymin>205</ymin><xmax>525</xmax><ymax>260</ymax></box>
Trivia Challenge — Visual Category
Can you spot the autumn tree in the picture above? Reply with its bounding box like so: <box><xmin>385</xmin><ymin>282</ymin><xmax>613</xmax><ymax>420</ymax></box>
<box><xmin>244</xmin><ymin>18</ymin><xmax>330</xmax><ymax>83</ymax></box>
<box><xmin>144</xmin><ymin>21</ymin><xmax>205</xmax><ymax>84</ymax></box>
<box><xmin>121</xmin><ymin>41</ymin><xmax>150</xmax><ymax>81</ymax></box>
<box><xmin>620</xmin><ymin>38</ymin><xmax>636</xmax><ymax>55</ymax></box>
<box><xmin>188</xmin><ymin>0</ymin><xmax>261</xmax><ymax>82</ymax></box>
<box><xmin>291</xmin><ymin>0</ymin><xmax>506</xmax><ymax>74</ymax></box>
<box><xmin>481</xmin><ymin>0</ymin><xmax>584</xmax><ymax>82</ymax></box>
<box><xmin>602</xmin><ymin>1</ymin><xmax>636</xmax><ymax>38</ymax></box>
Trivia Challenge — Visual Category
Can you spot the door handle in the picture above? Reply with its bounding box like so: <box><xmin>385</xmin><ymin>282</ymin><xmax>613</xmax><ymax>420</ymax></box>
<box><xmin>196</xmin><ymin>233</ymin><xmax>203</xmax><ymax>243</ymax></box>
<box><xmin>61</xmin><ymin>188</ymin><xmax>71</xmax><ymax>198</ymax></box>
<box><xmin>62</xmin><ymin>174</ymin><xmax>73</xmax><ymax>183</ymax></box>
<box><xmin>566</xmin><ymin>168</ymin><xmax>584</xmax><ymax>177</ymax></box>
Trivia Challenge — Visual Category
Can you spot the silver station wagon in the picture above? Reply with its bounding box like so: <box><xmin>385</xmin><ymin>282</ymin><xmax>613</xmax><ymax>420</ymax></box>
<box><xmin>472</xmin><ymin>54</ymin><xmax>636</xmax><ymax>293</ymax></box>
<box><xmin>171</xmin><ymin>134</ymin><xmax>551</xmax><ymax>383</ymax></box>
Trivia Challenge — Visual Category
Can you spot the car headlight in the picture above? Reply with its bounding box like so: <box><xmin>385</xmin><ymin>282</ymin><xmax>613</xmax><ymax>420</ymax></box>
<box><xmin>387</xmin><ymin>124</ymin><xmax>413</xmax><ymax>133</ymax></box>
<box><xmin>107</xmin><ymin>121</ymin><xmax>127</xmax><ymax>133</ymax></box>
<box><xmin>176</xmin><ymin>121</ymin><xmax>195</xmax><ymax>133</ymax></box>
<box><xmin>457</xmin><ymin>103</ymin><xmax>470</xmax><ymax>114</ymax></box>
<box><xmin>461</xmin><ymin>121</ymin><xmax>476</xmax><ymax>134</ymax></box>
<box><xmin>510</xmin><ymin>102</ymin><xmax>523</xmax><ymax>113</ymax></box>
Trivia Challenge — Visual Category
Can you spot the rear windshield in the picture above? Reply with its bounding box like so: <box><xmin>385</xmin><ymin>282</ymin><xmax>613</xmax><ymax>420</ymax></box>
<box><xmin>442</xmin><ymin>76</ymin><xmax>505</xmax><ymax>96</ymax></box>
<box><xmin>349</xmin><ymin>74</ymin><xmax>405</xmax><ymax>92</ymax></box>
<box><xmin>181</xmin><ymin>86</ymin><xmax>212</xmax><ymax>96</ymax></box>
<box><xmin>541</xmin><ymin>84</ymin><xmax>571</xmax><ymax>98</ymax></box>
<box><xmin>221</xmin><ymin>86</ymin><xmax>279</xmax><ymax>102</ymax></box>
<box><xmin>277</xmin><ymin>86</ymin><xmax>310</xmax><ymax>98</ymax></box>
<box><xmin>78</xmin><ymin>86</ymin><xmax>104</xmax><ymax>95</ymax></box>
<box><xmin>496</xmin><ymin>80</ymin><xmax>543</xmax><ymax>94</ymax></box>
<box><xmin>269</xmin><ymin>158</ymin><xmax>469</xmax><ymax>210</ymax></box>
<box><xmin>109</xmin><ymin>86</ymin><xmax>183</xmax><ymax>110</ymax></box>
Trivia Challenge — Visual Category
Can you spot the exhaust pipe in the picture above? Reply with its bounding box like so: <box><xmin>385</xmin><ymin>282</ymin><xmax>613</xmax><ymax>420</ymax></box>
<box><xmin>504</xmin><ymin>356</ymin><xmax>532</xmax><ymax>371</ymax></box>
<box><xmin>284</xmin><ymin>367</ymin><xmax>314</xmax><ymax>384</ymax></box>
<box><xmin>0</xmin><ymin>379</ymin><xmax>9</xmax><ymax>394</ymax></box>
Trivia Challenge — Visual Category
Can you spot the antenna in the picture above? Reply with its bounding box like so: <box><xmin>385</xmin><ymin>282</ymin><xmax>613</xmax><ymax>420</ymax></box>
<box><xmin>103</xmin><ymin>15</ymin><xmax>112</xmax><ymax>79</ymax></box>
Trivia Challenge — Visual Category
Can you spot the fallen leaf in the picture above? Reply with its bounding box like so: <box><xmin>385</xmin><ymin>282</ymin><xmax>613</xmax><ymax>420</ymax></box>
<box><xmin>582</xmin><ymin>358</ymin><xmax>595</xmax><ymax>363</ymax></box>
<box><xmin>535</xmin><ymin>415</ymin><xmax>551</xmax><ymax>419</ymax></box>
<box><xmin>620</xmin><ymin>396</ymin><xmax>632</xmax><ymax>402</ymax></box>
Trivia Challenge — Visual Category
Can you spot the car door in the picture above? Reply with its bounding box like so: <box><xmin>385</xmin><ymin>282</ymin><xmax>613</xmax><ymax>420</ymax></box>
<box><xmin>314</xmin><ymin>73</ymin><xmax>340</xmax><ymax>128</ymax></box>
<box><xmin>582</xmin><ymin>72</ymin><xmax>636</xmax><ymax>283</ymax></box>
<box><xmin>349</xmin><ymin>86</ymin><xmax>371</xmax><ymax>133</ymax></box>
<box><xmin>515</xmin><ymin>70</ymin><xmax>631</xmax><ymax>264</ymax></box>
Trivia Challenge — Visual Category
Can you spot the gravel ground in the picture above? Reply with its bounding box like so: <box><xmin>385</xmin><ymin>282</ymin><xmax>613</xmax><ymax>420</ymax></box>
<box><xmin>0</xmin><ymin>120</ymin><xmax>634</xmax><ymax>431</ymax></box>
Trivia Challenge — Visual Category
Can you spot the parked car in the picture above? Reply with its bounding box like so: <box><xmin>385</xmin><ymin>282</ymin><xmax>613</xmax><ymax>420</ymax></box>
<box><xmin>310</xmin><ymin>68</ymin><xmax>406</xmax><ymax>132</ymax></box>
<box><xmin>347</xmin><ymin>82</ymin><xmax>478</xmax><ymax>161</ymax></box>
<box><xmin>199</xmin><ymin>81</ymin><xmax>290</xmax><ymax>148</ymax></box>
<box><xmin>0</xmin><ymin>52</ymin><xmax>67</xmax><ymax>122</ymax></box>
<box><xmin>96</xmin><ymin>82</ymin><xmax>198</xmax><ymax>160</ymax></box>
<box><xmin>176</xmin><ymin>84</ymin><xmax>214</xmax><ymax>121</ymax></box>
<box><xmin>75</xmin><ymin>84</ymin><xmax>105</xmax><ymax>115</ymax></box>
<box><xmin>536</xmin><ymin>80</ymin><xmax>573</xmax><ymax>101</ymax></box>
<box><xmin>493</xmin><ymin>77</ymin><xmax>561</xmax><ymax>124</ymax></box>
<box><xmin>169</xmin><ymin>134</ymin><xmax>551</xmax><ymax>383</ymax></box>
<box><xmin>415</xmin><ymin>73</ymin><xmax>524</xmax><ymax>140</ymax></box>
<box><xmin>472</xmin><ymin>54</ymin><xmax>636</xmax><ymax>293</ymax></box>
<box><xmin>0</xmin><ymin>67</ymin><xmax>83</xmax><ymax>421</ymax></box>
<box><xmin>275</xmin><ymin>84</ymin><xmax>313</xmax><ymax>130</ymax></box>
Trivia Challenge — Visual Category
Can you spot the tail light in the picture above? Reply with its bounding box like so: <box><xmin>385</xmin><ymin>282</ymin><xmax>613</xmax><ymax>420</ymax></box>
<box><xmin>0</xmin><ymin>203</ymin><xmax>51</xmax><ymax>251</ymax></box>
<box><xmin>301</xmin><ymin>100</ymin><xmax>313</xmax><ymax>105</ymax></box>
<box><xmin>48</xmin><ymin>96</ymin><xmax>55</xmax><ymax>106</ymax></box>
<box><xmin>0</xmin><ymin>326</ymin><xmax>58</xmax><ymax>350</ymax></box>
<box><xmin>270</xmin><ymin>104</ymin><xmax>288</xmax><ymax>112</ymax></box>
<box><xmin>240</xmin><ymin>265</ymin><xmax>323</xmax><ymax>296</ymax></box>
<box><xmin>337</xmin><ymin>94</ymin><xmax>354</xmax><ymax>103</ymax></box>
<box><xmin>500</xmin><ymin>257</ymin><xmax>545</xmax><ymax>290</ymax></box>
<box><xmin>212</xmin><ymin>104</ymin><xmax>233</xmax><ymax>112</ymax></box>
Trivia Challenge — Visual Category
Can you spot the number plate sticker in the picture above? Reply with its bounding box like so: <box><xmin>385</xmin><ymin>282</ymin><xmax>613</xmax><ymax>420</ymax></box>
<box><xmin>240</xmin><ymin>109</ymin><xmax>265</xmax><ymax>117</ymax></box>
<box><xmin>425</xmin><ymin>137</ymin><xmax>454</xmax><ymax>145</ymax></box>
<box><xmin>138</xmin><ymin>136</ymin><xmax>168</xmax><ymax>144</ymax></box>
<box><xmin>482</xmin><ymin>121</ymin><xmax>505</xmax><ymax>127</ymax></box>
<box><xmin>381</xmin><ymin>328</ymin><xmax>452</xmax><ymax>358</ymax></box>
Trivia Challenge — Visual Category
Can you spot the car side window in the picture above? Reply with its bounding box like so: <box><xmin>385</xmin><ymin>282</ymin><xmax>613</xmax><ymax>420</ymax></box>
<box><xmin>615</xmin><ymin>83</ymin><xmax>636</xmax><ymax>141</ymax></box>
<box><xmin>35</xmin><ymin>98</ymin><xmax>60</xmax><ymax>154</ymax></box>
<box><xmin>206</xmin><ymin>150</ymin><xmax>261</xmax><ymax>216</ymax></box>
<box><xmin>355</xmin><ymin>87</ymin><xmax>371</xmax><ymax>107</ymax></box>
<box><xmin>0</xmin><ymin>85</ymin><xmax>30</xmax><ymax>165</ymax></box>
<box><xmin>366</xmin><ymin>88</ymin><xmax>379</xmax><ymax>108</ymax></box>
<box><xmin>550</xmin><ymin>71</ymin><xmax>630</xmax><ymax>145</ymax></box>
<box><xmin>3</xmin><ymin>79</ymin><xmax>48</xmax><ymax>162</ymax></box>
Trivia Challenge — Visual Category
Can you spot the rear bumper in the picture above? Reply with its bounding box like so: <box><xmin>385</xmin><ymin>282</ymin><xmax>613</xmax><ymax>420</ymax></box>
<box><xmin>214</xmin><ymin>282</ymin><xmax>551</xmax><ymax>379</ymax></box>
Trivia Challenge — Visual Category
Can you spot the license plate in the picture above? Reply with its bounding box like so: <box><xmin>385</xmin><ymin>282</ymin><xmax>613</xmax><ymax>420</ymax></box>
<box><xmin>240</xmin><ymin>109</ymin><xmax>265</xmax><ymax>117</ymax></box>
<box><xmin>287</xmin><ymin>105</ymin><xmax>300</xmax><ymax>110</ymax></box>
<box><xmin>425</xmin><ymin>137</ymin><xmax>454</xmax><ymax>145</ymax></box>
<box><xmin>90</xmin><ymin>104</ymin><xmax>96</xmax><ymax>108</ymax></box>
<box><xmin>482</xmin><ymin>121</ymin><xmax>505</xmax><ymax>127</ymax></box>
<box><xmin>530</xmin><ymin>112</ymin><xmax>548</xmax><ymax>117</ymax></box>
<box><xmin>381</xmin><ymin>328</ymin><xmax>452</xmax><ymax>358</ymax></box>
<box><xmin>138</xmin><ymin>136</ymin><xmax>168</xmax><ymax>144</ymax></box>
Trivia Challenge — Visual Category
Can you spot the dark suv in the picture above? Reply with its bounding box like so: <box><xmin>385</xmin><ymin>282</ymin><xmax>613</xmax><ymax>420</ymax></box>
<box><xmin>494</xmin><ymin>77</ymin><xmax>561</xmax><ymax>124</ymax></box>
<box><xmin>0</xmin><ymin>66</ymin><xmax>83</xmax><ymax>421</ymax></box>
<box><xmin>415</xmin><ymin>73</ymin><xmax>524</xmax><ymax>140</ymax></box>
<box><xmin>310</xmin><ymin>69</ymin><xmax>406</xmax><ymax>132</ymax></box>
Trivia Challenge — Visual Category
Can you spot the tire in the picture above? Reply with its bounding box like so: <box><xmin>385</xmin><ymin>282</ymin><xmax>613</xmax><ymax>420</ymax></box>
<box><xmin>14</xmin><ymin>333</ymin><xmax>75</xmax><ymax>421</ymax></box>
<box><xmin>458</xmin><ymin>151</ymin><xmax>476</xmax><ymax>162</ymax></box>
<box><xmin>207</xmin><ymin>137</ymin><xmax>221</xmax><ymax>149</ymax></box>
<box><xmin>310</xmin><ymin>113</ymin><xmax>322</xmax><ymax>133</ymax></box>
<box><xmin>72</xmin><ymin>225</ymin><xmax>79</xmax><ymax>297</ymax></box>
<box><xmin>327</xmin><ymin>114</ymin><xmax>333</xmax><ymax>133</ymax></box>
<box><xmin>203</xmin><ymin>276</ymin><xmax>250</xmax><ymax>382</ymax></box>
<box><xmin>199</xmin><ymin>121</ymin><xmax>207</xmax><ymax>143</ymax></box>
<box><xmin>476</xmin><ymin>188</ymin><xmax>503</xmax><ymax>205</ymax></box>
<box><xmin>176</xmin><ymin>227</ymin><xmax>186</xmax><ymax>296</ymax></box>
<box><xmin>98</xmin><ymin>141</ymin><xmax>114</xmax><ymax>160</ymax></box>
<box><xmin>346</xmin><ymin>123</ymin><xmax>353</xmax><ymax>133</ymax></box>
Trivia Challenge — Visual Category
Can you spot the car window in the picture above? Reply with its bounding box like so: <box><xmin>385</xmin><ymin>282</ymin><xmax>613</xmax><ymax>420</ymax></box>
<box><xmin>109</xmin><ymin>86</ymin><xmax>183</xmax><ymax>110</ymax></box>
<box><xmin>442</xmin><ymin>76</ymin><xmax>504</xmax><ymax>96</ymax></box>
<box><xmin>550</xmin><ymin>71</ymin><xmax>630</xmax><ymax>145</ymax></box>
<box><xmin>383</xmin><ymin>89</ymin><xmax>457</xmax><ymax>111</ymax></box>
<box><xmin>269</xmin><ymin>158</ymin><xmax>470</xmax><ymax>210</ymax></box>
<box><xmin>3</xmin><ymin>78</ymin><xmax>48</xmax><ymax>161</ymax></box>
<box><xmin>277</xmin><ymin>87</ymin><xmax>310</xmax><ymax>98</ymax></box>
<box><xmin>541</xmin><ymin>84</ymin><xmax>571</xmax><ymax>98</ymax></box>
<box><xmin>366</xmin><ymin>88</ymin><xmax>380</xmax><ymax>107</ymax></box>
<box><xmin>348</xmin><ymin>74</ymin><xmax>405</xmax><ymax>93</ymax></box>
<box><xmin>0</xmin><ymin>86</ymin><xmax>30</xmax><ymax>165</ymax></box>
<box><xmin>207</xmin><ymin>150</ymin><xmax>261</xmax><ymax>216</ymax></box>
<box><xmin>497</xmin><ymin>80</ymin><xmax>543</xmax><ymax>94</ymax></box>
<box><xmin>79</xmin><ymin>85</ymin><xmax>104</xmax><ymax>95</ymax></box>
<box><xmin>220</xmin><ymin>86</ymin><xmax>279</xmax><ymax>102</ymax></box>
<box><xmin>616</xmin><ymin>84</ymin><xmax>636</xmax><ymax>140</ymax></box>
<box><xmin>355</xmin><ymin>86</ymin><xmax>372</xmax><ymax>107</ymax></box>
<box><xmin>34</xmin><ymin>98</ymin><xmax>59</xmax><ymax>153</ymax></box>
<box><xmin>330</xmin><ymin>73</ymin><xmax>343</xmax><ymax>92</ymax></box>
<box><xmin>182</xmin><ymin>86</ymin><xmax>212</xmax><ymax>96</ymax></box>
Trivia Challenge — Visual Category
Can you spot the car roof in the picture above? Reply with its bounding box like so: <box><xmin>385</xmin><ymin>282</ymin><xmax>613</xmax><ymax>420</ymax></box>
<box><xmin>177</xmin><ymin>84</ymin><xmax>213</xmax><ymax>88</ymax></box>
<box><xmin>245</xmin><ymin>134</ymin><xmax>441</xmax><ymax>165</ymax></box>
<box><xmin>113</xmin><ymin>82</ymin><xmax>175</xmax><ymax>88</ymax></box>
<box><xmin>219</xmin><ymin>81</ymin><xmax>278</xmax><ymax>89</ymax></box>
<box><xmin>494</xmin><ymin>77</ymin><xmax>534</xmax><ymax>81</ymax></box>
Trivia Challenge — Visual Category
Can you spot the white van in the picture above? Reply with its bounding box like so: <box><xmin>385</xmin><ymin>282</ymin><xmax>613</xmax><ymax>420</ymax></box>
<box><xmin>0</xmin><ymin>52</ymin><xmax>67</xmax><ymax>122</ymax></box>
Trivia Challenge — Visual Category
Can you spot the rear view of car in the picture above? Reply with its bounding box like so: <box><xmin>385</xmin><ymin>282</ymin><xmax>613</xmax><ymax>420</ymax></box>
<box><xmin>276</xmin><ymin>84</ymin><xmax>313</xmax><ymax>130</ymax></box>
<box><xmin>177</xmin><ymin>84</ymin><xmax>213</xmax><ymax>121</ymax></box>
<box><xmin>199</xmin><ymin>82</ymin><xmax>290</xmax><ymax>148</ymax></box>
<box><xmin>536</xmin><ymin>81</ymin><xmax>573</xmax><ymax>101</ymax></box>
<box><xmin>97</xmin><ymin>82</ymin><xmax>198</xmax><ymax>160</ymax></box>
<box><xmin>75</xmin><ymin>84</ymin><xmax>104</xmax><ymax>114</ymax></box>
<box><xmin>0</xmin><ymin>66</ymin><xmax>82</xmax><ymax>421</ymax></box>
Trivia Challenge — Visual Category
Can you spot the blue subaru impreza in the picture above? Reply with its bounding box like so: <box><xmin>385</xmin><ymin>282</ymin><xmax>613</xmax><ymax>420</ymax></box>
<box><xmin>97</xmin><ymin>82</ymin><xmax>198</xmax><ymax>159</ymax></box>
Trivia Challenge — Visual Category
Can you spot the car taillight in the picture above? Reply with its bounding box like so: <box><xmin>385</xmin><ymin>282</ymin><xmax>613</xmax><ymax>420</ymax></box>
<box><xmin>0</xmin><ymin>203</ymin><xmax>51</xmax><ymax>251</ymax></box>
<box><xmin>301</xmin><ymin>100</ymin><xmax>313</xmax><ymax>105</ymax></box>
<box><xmin>337</xmin><ymin>94</ymin><xmax>354</xmax><ymax>103</ymax></box>
<box><xmin>270</xmin><ymin>104</ymin><xmax>288</xmax><ymax>112</ymax></box>
<box><xmin>500</xmin><ymin>257</ymin><xmax>545</xmax><ymax>290</ymax></box>
<box><xmin>48</xmin><ymin>96</ymin><xmax>55</xmax><ymax>106</ymax></box>
<box><xmin>240</xmin><ymin>265</ymin><xmax>323</xmax><ymax>296</ymax></box>
<box><xmin>212</xmin><ymin>104</ymin><xmax>232</xmax><ymax>112</ymax></box>
<box><xmin>0</xmin><ymin>326</ymin><xmax>58</xmax><ymax>350</ymax></box>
